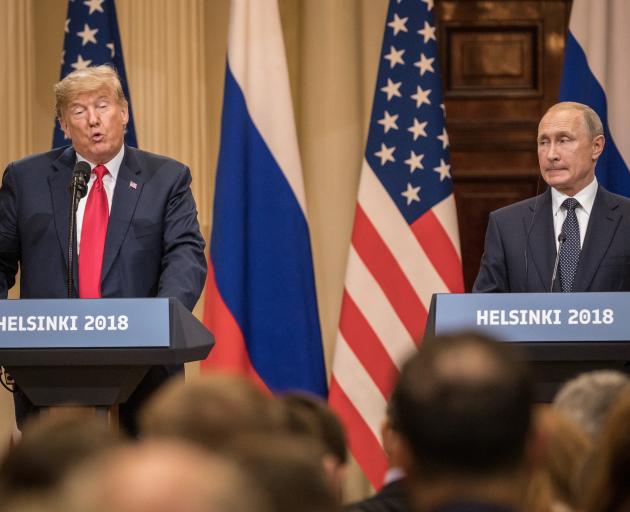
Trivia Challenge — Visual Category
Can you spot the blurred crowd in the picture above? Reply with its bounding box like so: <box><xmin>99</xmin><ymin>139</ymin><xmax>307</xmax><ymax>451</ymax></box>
<box><xmin>1</xmin><ymin>332</ymin><xmax>630</xmax><ymax>512</ymax></box>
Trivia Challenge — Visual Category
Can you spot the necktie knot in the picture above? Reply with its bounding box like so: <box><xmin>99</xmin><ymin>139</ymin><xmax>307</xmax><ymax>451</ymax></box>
<box><xmin>93</xmin><ymin>164</ymin><xmax>108</xmax><ymax>182</ymax></box>
<box><xmin>562</xmin><ymin>197</ymin><xmax>579</xmax><ymax>212</ymax></box>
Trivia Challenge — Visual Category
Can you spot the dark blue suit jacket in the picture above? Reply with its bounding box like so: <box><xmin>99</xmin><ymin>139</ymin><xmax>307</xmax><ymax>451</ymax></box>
<box><xmin>0</xmin><ymin>145</ymin><xmax>206</xmax><ymax>307</ymax></box>
<box><xmin>473</xmin><ymin>186</ymin><xmax>630</xmax><ymax>293</ymax></box>
<box><xmin>0</xmin><ymin>145</ymin><xmax>207</xmax><ymax>432</ymax></box>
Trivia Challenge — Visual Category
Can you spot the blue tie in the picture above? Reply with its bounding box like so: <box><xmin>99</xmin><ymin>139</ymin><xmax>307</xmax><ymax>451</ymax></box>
<box><xmin>559</xmin><ymin>198</ymin><xmax>581</xmax><ymax>292</ymax></box>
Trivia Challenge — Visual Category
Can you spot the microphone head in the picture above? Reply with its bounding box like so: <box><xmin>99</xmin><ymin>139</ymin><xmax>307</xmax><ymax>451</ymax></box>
<box><xmin>73</xmin><ymin>161</ymin><xmax>91</xmax><ymax>180</ymax></box>
<box><xmin>558</xmin><ymin>232</ymin><xmax>567</xmax><ymax>243</ymax></box>
<box><xmin>71</xmin><ymin>161</ymin><xmax>92</xmax><ymax>199</ymax></box>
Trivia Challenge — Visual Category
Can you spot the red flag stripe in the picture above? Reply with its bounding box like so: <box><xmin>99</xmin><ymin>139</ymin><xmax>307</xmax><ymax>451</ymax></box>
<box><xmin>357</xmin><ymin>163</ymin><xmax>450</xmax><ymax>308</ymax></box>
<box><xmin>411</xmin><ymin>210</ymin><xmax>464</xmax><ymax>293</ymax></box>
<box><xmin>353</xmin><ymin>205</ymin><xmax>427</xmax><ymax>340</ymax></box>
<box><xmin>329</xmin><ymin>377</ymin><xmax>389</xmax><ymax>488</ymax></box>
<box><xmin>202</xmin><ymin>262</ymin><xmax>269</xmax><ymax>392</ymax></box>
<box><xmin>339</xmin><ymin>290</ymin><xmax>399</xmax><ymax>398</ymax></box>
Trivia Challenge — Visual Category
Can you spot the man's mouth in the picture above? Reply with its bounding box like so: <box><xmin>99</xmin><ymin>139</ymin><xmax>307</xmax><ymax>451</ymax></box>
<box><xmin>91</xmin><ymin>133</ymin><xmax>104</xmax><ymax>143</ymax></box>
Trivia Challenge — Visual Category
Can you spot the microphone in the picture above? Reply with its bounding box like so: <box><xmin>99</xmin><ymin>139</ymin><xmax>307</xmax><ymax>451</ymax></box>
<box><xmin>550</xmin><ymin>232</ymin><xmax>566</xmax><ymax>292</ymax></box>
<box><xmin>70</xmin><ymin>161</ymin><xmax>91</xmax><ymax>206</ymax></box>
<box><xmin>67</xmin><ymin>161</ymin><xmax>92</xmax><ymax>298</ymax></box>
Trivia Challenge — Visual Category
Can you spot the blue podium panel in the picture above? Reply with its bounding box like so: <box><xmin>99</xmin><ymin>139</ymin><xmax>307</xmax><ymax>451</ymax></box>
<box><xmin>431</xmin><ymin>293</ymin><xmax>630</xmax><ymax>342</ymax></box>
<box><xmin>0</xmin><ymin>298</ymin><xmax>169</xmax><ymax>348</ymax></box>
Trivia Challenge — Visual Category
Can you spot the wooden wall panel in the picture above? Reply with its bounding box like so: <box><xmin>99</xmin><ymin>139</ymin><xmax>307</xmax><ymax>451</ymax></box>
<box><xmin>437</xmin><ymin>0</ymin><xmax>572</xmax><ymax>289</ymax></box>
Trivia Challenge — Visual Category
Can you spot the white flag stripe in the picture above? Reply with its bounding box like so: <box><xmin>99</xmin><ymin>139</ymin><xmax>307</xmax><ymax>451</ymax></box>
<box><xmin>359</xmin><ymin>161</ymin><xmax>449</xmax><ymax>308</ymax></box>
<box><xmin>332</xmin><ymin>333</ymin><xmax>388</xmax><ymax>442</ymax></box>
<box><xmin>432</xmin><ymin>194</ymin><xmax>462</xmax><ymax>259</ymax></box>
<box><xmin>569</xmin><ymin>0</ymin><xmax>630</xmax><ymax>167</ymax></box>
<box><xmin>345</xmin><ymin>246</ymin><xmax>417</xmax><ymax>365</ymax></box>
<box><xmin>227</xmin><ymin>0</ymin><xmax>307</xmax><ymax>214</ymax></box>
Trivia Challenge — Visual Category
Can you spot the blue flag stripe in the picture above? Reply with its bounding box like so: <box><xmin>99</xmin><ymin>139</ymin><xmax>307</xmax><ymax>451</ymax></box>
<box><xmin>210</xmin><ymin>65</ymin><xmax>327</xmax><ymax>396</ymax></box>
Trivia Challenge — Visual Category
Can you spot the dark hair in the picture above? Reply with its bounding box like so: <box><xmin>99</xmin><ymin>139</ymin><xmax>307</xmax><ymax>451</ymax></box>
<box><xmin>280</xmin><ymin>392</ymin><xmax>348</xmax><ymax>464</ymax></box>
<box><xmin>390</xmin><ymin>332</ymin><xmax>533</xmax><ymax>477</ymax></box>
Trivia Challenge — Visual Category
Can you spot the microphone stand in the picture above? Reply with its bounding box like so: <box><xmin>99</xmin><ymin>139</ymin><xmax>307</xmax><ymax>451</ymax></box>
<box><xmin>550</xmin><ymin>233</ymin><xmax>567</xmax><ymax>292</ymax></box>
<box><xmin>67</xmin><ymin>165</ymin><xmax>90</xmax><ymax>298</ymax></box>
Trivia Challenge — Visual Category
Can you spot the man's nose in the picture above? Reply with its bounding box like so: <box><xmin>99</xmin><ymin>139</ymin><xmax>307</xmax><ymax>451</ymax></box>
<box><xmin>547</xmin><ymin>142</ymin><xmax>559</xmax><ymax>161</ymax></box>
<box><xmin>87</xmin><ymin>107</ymin><xmax>100</xmax><ymax>126</ymax></box>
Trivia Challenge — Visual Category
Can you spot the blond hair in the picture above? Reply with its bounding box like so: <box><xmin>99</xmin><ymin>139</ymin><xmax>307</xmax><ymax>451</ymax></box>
<box><xmin>54</xmin><ymin>65</ymin><xmax>126</xmax><ymax>119</ymax></box>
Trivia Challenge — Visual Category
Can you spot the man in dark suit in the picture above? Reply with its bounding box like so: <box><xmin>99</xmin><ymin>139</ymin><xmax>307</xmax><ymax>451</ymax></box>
<box><xmin>0</xmin><ymin>65</ymin><xmax>207</xmax><ymax>433</ymax></box>
<box><xmin>344</xmin><ymin>403</ymin><xmax>410</xmax><ymax>512</ymax></box>
<box><xmin>474</xmin><ymin>101</ymin><xmax>630</xmax><ymax>293</ymax></box>
<box><xmin>390</xmin><ymin>332</ymin><xmax>539</xmax><ymax>512</ymax></box>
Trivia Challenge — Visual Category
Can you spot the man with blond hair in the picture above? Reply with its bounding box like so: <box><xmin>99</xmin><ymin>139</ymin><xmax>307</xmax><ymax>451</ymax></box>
<box><xmin>474</xmin><ymin>101</ymin><xmax>630</xmax><ymax>293</ymax></box>
<box><xmin>0</xmin><ymin>65</ymin><xmax>207</xmax><ymax>433</ymax></box>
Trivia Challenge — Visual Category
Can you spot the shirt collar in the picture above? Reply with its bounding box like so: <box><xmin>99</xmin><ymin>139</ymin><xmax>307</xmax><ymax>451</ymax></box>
<box><xmin>551</xmin><ymin>177</ymin><xmax>598</xmax><ymax>216</ymax></box>
<box><xmin>75</xmin><ymin>144</ymin><xmax>125</xmax><ymax>181</ymax></box>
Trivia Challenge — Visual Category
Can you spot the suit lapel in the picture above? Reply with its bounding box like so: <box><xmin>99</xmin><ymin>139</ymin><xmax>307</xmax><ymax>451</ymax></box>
<box><xmin>525</xmin><ymin>189</ymin><xmax>556</xmax><ymax>291</ymax></box>
<box><xmin>573</xmin><ymin>186</ymin><xmax>622</xmax><ymax>291</ymax></box>
<box><xmin>49</xmin><ymin>147</ymin><xmax>79</xmax><ymax>295</ymax></box>
<box><xmin>101</xmin><ymin>147</ymin><xmax>143</xmax><ymax>283</ymax></box>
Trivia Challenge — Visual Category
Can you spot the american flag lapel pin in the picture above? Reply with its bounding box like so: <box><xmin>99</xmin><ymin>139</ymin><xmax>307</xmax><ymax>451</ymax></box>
<box><xmin>129</xmin><ymin>181</ymin><xmax>137</xmax><ymax>190</ymax></box>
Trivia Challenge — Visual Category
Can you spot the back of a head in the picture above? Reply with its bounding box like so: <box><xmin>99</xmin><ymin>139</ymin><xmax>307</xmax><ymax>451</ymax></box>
<box><xmin>0</xmin><ymin>411</ymin><xmax>120</xmax><ymax>500</ymax></box>
<box><xmin>139</xmin><ymin>374</ymin><xmax>282</xmax><ymax>449</ymax></box>
<box><xmin>229</xmin><ymin>432</ymin><xmax>339</xmax><ymax>512</ymax></box>
<box><xmin>585</xmin><ymin>388</ymin><xmax>630</xmax><ymax>512</ymax></box>
<box><xmin>525</xmin><ymin>405</ymin><xmax>593</xmax><ymax>512</ymax></box>
<box><xmin>59</xmin><ymin>440</ymin><xmax>272</xmax><ymax>512</ymax></box>
<box><xmin>390</xmin><ymin>332</ymin><xmax>533</xmax><ymax>478</ymax></box>
<box><xmin>553</xmin><ymin>370</ymin><xmax>629</xmax><ymax>440</ymax></box>
<box><xmin>280</xmin><ymin>392</ymin><xmax>348</xmax><ymax>465</ymax></box>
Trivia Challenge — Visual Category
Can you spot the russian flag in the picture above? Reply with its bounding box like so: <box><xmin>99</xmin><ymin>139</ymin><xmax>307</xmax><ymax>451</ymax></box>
<box><xmin>560</xmin><ymin>0</ymin><xmax>630</xmax><ymax>196</ymax></box>
<box><xmin>202</xmin><ymin>0</ymin><xmax>327</xmax><ymax>397</ymax></box>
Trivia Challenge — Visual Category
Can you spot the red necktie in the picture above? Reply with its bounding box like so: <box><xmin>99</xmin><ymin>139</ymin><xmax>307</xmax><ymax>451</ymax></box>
<box><xmin>79</xmin><ymin>165</ymin><xmax>109</xmax><ymax>298</ymax></box>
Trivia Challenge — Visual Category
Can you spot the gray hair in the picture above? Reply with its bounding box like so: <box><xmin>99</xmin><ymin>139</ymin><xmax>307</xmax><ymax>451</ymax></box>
<box><xmin>544</xmin><ymin>101</ymin><xmax>604</xmax><ymax>140</ymax></box>
<box><xmin>553</xmin><ymin>370</ymin><xmax>629</xmax><ymax>439</ymax></box>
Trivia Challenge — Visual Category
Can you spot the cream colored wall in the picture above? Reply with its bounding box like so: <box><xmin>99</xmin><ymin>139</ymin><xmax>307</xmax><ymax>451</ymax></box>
<box><xmin>0</xmin><ymin>0</ymin><xmax>387</xmax><ymax>496</ymax></box>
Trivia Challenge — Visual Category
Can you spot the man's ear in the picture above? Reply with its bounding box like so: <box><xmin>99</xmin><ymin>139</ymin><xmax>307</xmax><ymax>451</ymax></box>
<box><xmin>59</xmin><ymin>117</ymin><xmax>70</xmax><ymax>140</ymax></box>
<box><xmin>592</xmin><ymin>134</ymin><xmax>605</xmax><ymax>161</ymax></box>
<box><xmin>120</xmin><ymin>100</ymin><xmax>129</xmax><ymax>124</ymax></box>
<box><xmin>396</xmin><ymin>436</ymin><xmax>415</xmax><ymax>475</ymax></box>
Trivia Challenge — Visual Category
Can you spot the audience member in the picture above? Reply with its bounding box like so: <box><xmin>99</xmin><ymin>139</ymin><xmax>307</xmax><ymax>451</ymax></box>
<box><xmin>281</xmin><ymin>392</ymin><xmax>348</xmax><ymax>500</ymax></box>
<box><xmin>0</xmin><ymin>411</ymin><xmax>120</xmax><ymax>502</ymax></box>
<box><xmin>553</xmin><ymin>370</ymin><xmax>629</xmax><ymax>440</ymax></box>
<box><xmin>59</xmin><ymin>439</ymin><xmax>271</xmax><ymax>512</ymax></box>
<box><xmin>584</xmin><ymin>388</ymin><xmax>630</xmax><ymax>512</ymax></box>
<box><xmin>138</xmin><ymin>373</ymin><xmax>282</xmax><ymax>448</ymax></box>
<box><xmin>344</xmin><ymin>401</ymin><xmax>411</xmax><ymax>512</ymax></box>
<box><xmin>390</xmin><ymin>332</ymin><xmax>539</xmax><ymax>512</ymax></box>
<box><xmin>525</xmin><ymin>405</ymin><xmax>593</xmax><ymax>512</ymax></box>
<box><xmin>229</xmin><ymin>432</ymin><xmax>339</xmax><ymax>512</ymax></box>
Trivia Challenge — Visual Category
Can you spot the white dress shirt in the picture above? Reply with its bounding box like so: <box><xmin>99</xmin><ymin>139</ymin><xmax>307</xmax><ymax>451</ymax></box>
<box><xmin>75</xmin><ymin>144</ymin><xmax>125</xmax><ymax>254</ymax></box>
<box><xmin>550</xmin><ymin>177</ymin><xmax>598</xmax><ymax>251</ymax></box>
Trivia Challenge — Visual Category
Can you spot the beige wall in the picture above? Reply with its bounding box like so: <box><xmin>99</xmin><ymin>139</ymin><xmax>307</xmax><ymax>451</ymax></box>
<box><xmin>0</xmin><ymin>0</ymin><xmax>388</xmax><ymax>495</ymax></box>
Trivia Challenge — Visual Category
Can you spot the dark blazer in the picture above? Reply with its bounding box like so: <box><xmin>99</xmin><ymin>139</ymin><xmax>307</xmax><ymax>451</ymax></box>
<box><xmin>0</xmin><ymin>145</ymin><xmax>207</xmax><ymax>431</ymax></box>
<box><xmin>343</xmin><ymin>478</ymin><xmax>410</xmax><ymax>512</ymax></box>
<box><xmin>0</xmin><ymin>145</ymin><xmax>206</xmax><ymax>307</ymax></box>
<box><xmin>473</xmin><ymin>186</ymin><xmax>630</xmax><ymax>293</ymax></box>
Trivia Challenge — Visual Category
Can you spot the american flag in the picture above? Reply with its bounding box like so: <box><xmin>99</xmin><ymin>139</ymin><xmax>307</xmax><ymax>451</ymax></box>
<box><xmin>328</xmin><ymin>0</ymin><xmax>464</xmax><ymax>487</ymax></box>
<box><xmin>53</xmin><ymin>0</ymin><xmax>137</xmax><ymax>148</ymax></box>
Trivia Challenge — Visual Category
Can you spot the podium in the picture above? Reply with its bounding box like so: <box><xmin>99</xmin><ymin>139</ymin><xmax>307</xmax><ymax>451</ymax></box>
<box><xmin>426</xmin><ymin>292</ymin><xmax>630</xmax><ymax>401</ymax></box>
<box><xmin>0</xmin><ymin>298</ymin><xmax>214</xmax><ymax>409</ymax></box>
